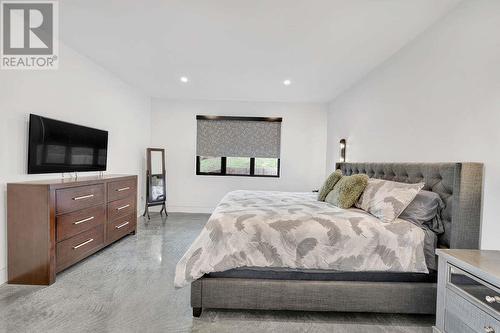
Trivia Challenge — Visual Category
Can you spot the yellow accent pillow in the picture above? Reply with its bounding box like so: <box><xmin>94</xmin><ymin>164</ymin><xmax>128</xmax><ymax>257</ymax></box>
<box><xmin>325</xmin><ymin>174</ymin><xmax>369</xmax><ymax>209</ymax></box>
<box><xmin>317</xmin><ymin>170</ymin><xmax>342</xmax><ymax>201</ymax></box>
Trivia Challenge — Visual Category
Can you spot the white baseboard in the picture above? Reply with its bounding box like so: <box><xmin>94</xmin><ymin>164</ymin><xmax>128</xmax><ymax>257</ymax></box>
<box><xmin>167</xmin><ymin>206</ymin><xmax>214</xmax><ymax>214</ymax></box>
<box><xmin>0</xmin><ymin>267</ymin><xmax>6</xmax><ymax>286</ymax></box>
<box><xmin>137</xmin><ymin>206</ymin><xmax>213</xmax><ymax>216</ymax></box>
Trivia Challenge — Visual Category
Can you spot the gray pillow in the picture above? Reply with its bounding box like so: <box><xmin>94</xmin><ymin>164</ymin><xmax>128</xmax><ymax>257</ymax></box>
<box><xmin>399</xmin><ymin>190</ymin><xmax>445</xmax><ymax>234</ymax></box>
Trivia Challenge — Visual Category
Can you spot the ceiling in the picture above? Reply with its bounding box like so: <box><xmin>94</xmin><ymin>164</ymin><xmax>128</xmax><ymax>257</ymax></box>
<box><xmin>60</xmin><ymin>0</ymin><xmax>460</xmax><ymax>102</ymax></box>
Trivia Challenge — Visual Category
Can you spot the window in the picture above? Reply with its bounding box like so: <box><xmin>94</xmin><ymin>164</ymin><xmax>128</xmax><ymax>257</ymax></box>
<box><xmin>226</xmin><ymin>157</ymin><xmax>251</xmax><ymax>175</ymax></box>
<box><xmin>198</xmin><ymin>156</ymin><xmax>222</xmax><ymax>174</ymax></box>
<box><xmin>254</xmin><ymin>158</ymin><xmax>278</xmax><ymax>176</ymax></box>
<box><xmin>197</xmin><ymin>156</ymin><xmax>280</xmax><ymax>177</ymax></box>
<box><xmin>196</xmin><ymin>116</ymin><xmax>282</xmax><ymax>177</ymax></box>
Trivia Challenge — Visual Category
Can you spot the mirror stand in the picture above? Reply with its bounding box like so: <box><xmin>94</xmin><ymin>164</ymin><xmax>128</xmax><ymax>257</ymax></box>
<box><xmin>143</xmin><ymin>148</ymin><xmax>168</xmax><ymax>220</ymax></box>
<box><xmin>143</xmin><ymin>200</ymin><xmax>167</xmax><ymax>220</ymax></box>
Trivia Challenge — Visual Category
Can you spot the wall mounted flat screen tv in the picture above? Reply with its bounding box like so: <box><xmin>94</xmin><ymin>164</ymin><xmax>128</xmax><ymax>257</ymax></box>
<box><xmin>28</xmin><ymin>114</ymin><xmax>108</xmax><ymax>174</ymax></box>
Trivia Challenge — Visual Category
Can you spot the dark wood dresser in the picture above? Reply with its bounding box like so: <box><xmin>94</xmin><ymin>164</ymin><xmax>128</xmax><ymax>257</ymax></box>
<box><xmin>7</xmin><ymin>175</ymin><xmax>138</xmax><ymax>285</ymax></box>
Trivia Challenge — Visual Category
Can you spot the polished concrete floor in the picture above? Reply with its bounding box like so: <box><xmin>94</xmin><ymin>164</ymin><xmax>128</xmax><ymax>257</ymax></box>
<box><xmin>0</xmin><ymin>213</ymin><xmax>435</xmax><ymax>333</ymax></box>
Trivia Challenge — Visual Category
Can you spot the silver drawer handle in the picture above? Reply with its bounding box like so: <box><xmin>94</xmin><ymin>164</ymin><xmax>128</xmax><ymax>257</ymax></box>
<box><xmin>115</xmin><ymin>222</ymin><xmax>130</xmax><ymax>229</ymax></box>
<box><xmin>486</xmin><ymin>296</ymin><xmax>497</xmax><ymax>304</ymax></box>
<box><xmin>73</xmin><ymin>194</ymin><xmax>94</xmax><ymax>201</ymax></box>
<box><xmin>117</xmin><ymin>204</ymin><xmax>130</xmax><ymax>211</ymax></box>
<box><xmin>116</xmin><ymin>187</ymin><xmax>130</xmax><ymax>192</ymax></box>
<box><xmin>73</xmin><ymin>216</ymin><xmax>95</xmax><ymax>225</ymax></box>
<box><xmin>484</xmin><ymin>326</ymin><xmax>495</xmax><ymax>333</ymax></box>
<box><xmin>73</xmin><ymin>238</ymin><xmax>94</xmax><ymax>249</ymax></box>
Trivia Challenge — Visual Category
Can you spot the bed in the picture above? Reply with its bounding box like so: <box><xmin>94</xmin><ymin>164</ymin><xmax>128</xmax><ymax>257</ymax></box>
<box><xmin>179</xmin><ymin>162</ymin><xmax>483</xmax><ymax>317</ymax></box>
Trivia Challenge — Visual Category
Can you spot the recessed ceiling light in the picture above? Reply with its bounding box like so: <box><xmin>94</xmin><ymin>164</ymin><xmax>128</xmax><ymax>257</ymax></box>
<box><xmin>180</xmin><ymin>76</ymin><xmax>189</xmax><ymax>83</ymax></box>
<box><xmin>283</xmin><ymin>79</ymin><xmax>291</xmax><ymax>86</ymax></box>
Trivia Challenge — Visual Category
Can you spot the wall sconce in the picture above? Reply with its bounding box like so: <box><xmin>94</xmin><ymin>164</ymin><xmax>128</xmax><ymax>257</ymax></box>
<box><xmin>339</xmin><ymin>139</ymin><xmax>346</xmax><ymax>162</ymax></box>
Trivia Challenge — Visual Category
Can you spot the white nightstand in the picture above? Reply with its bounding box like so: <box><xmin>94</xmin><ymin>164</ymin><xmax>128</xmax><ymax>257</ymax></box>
<box><xmin>434</xmin><ymin>250</ymin><xmax>500</xmax><ymax>333</ymax></box>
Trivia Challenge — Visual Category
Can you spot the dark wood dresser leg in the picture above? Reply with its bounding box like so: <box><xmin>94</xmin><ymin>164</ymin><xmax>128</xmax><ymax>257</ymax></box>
<box><xmin>193</xmin><ymin>307</ymin><xmax>202</xmax><ymax>317</ymax></box>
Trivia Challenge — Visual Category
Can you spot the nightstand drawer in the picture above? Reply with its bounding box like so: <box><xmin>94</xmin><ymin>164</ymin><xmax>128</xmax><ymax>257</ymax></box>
<box><xmin>445</xmin><ymin>310</ymin><xmax>476</xmax><ymax>333</ymax></box>
<box><xmin>446</xmin><ymin>288</ymin><xmax>500</xmax><ymax>333</ymax></box>
<box><xmin>449</xmin><ymin>264</ymin><xmax>500</xmax><ymax>314</ymax></box>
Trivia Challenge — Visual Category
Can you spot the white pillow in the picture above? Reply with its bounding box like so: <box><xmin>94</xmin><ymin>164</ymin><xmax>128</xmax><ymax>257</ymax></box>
<box><xmin>356</xmin><ymin>178</ymin><xmax>424</xmax><ymax>223</ymax></box>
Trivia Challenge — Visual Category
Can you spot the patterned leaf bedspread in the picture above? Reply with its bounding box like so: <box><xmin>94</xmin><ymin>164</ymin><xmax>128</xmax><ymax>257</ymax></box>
<box><xmin>174</xmin><ymin>190</ymin><xmax>428</xmax><ymax>288</ymax></box>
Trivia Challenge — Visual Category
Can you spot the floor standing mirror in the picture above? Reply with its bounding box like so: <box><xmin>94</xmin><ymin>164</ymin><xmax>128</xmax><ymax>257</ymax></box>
<box><xmin>143</xmin><ymin>148</ymin><xmax>167</xmax><ymax>219</ymax></box>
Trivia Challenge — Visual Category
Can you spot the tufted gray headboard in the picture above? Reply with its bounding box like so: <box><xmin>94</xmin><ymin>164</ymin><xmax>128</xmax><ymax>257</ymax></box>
<box><xmin>336</xmin><ymin>162</ymin><xmax>483</xmax><ymax>249</ymax></box>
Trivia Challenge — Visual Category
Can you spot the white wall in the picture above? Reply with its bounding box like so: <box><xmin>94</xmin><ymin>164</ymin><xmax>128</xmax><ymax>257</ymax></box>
<box><xmin>326</xmin><ymin>0</ymin><xmax>500</xmax><ymax>250</ymax></box>
<box><xmin>0</xmin><ymin>43</ymin><xmax>152</xmax><ymax>284</ymax></box>
<box><xmin>151</xmin><ymin>99</ymin><xmax>327</xmax><ymax>213</ymax></box>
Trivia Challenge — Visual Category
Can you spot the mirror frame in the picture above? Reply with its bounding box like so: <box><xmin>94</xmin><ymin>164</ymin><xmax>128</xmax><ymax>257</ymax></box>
<box><xmin>146</xmin><ymin>148</ymin><xmax>166</xmax><ymax>204</ymax></box>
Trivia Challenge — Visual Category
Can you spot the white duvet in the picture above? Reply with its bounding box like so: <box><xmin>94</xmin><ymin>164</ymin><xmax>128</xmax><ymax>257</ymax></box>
<box><xmin>175</xmin><ymin>190</ymin><xmax>428</xmax><ymax>288</ymax></box>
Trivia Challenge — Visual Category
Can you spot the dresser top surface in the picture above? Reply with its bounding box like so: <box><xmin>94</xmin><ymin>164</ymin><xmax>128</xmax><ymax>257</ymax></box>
<box><xmin>8</xmin><ymin>174</ymin><xmax>137</xmax><ymax>186</ymax></box>
<box><xmin>437</xmin><ymin>249</ymin><xmax>500</xmax><ymax>285</ymax></box>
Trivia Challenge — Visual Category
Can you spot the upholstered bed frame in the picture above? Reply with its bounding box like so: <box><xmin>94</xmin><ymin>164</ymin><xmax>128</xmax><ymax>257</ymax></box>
<box><xmin>190</xmin><ymin>162</ymin><xmax>483</xmax><ymax>317</ymax></box>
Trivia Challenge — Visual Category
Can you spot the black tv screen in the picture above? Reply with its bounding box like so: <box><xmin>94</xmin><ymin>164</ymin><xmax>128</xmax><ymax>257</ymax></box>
<box><xmin>28</xmin><ymin>114</ymin><xmax>108</xmax><ymax>174</ymax></box>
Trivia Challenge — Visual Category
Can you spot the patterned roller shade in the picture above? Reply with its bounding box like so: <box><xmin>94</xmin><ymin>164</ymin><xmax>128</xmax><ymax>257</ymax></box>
<box><xmin>196</xmin><ymin>116</ymin><xmax>282</xmax><ymax>158</ymax></box>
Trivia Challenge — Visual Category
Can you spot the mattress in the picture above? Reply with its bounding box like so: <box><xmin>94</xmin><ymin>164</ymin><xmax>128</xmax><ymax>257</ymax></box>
<box><xmin>208</xmin><ymin>267</ymin><xmax>437</xmax><ymax>283</ymax></box>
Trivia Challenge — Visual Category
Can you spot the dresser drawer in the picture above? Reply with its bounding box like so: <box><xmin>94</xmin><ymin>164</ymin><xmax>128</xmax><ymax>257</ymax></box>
<box><xmin>107</xmin><ymin>214</ymin><xmax>136</xmax><ymax>243</ymax></box>
<box><xmin>449</xmin><ymin>264</ymin><xmax>500</xmax><ymax>314</ymax></box>
<box><xmin>56</xmin><ymin>184</ymin><xmax>105</xmax><ymax>214</ymax></box>
<box><xmin>107</xmin><ymin>179</ymin><xmax>136</xmax><ymax>202</ymax></box>
<box><xmin>446</xmin><ymin>288</ymin><xmax>500</xmax><ymax>333</ymax></box>
<box><xmin>56</xmin><ymin>205</ymin><xmax>106</xmax><ymax>242</ymax></box>
<box><xmin>108</xmin><ymin>197</ymin><xmax>136</xmax><ymax>221</ymax></box>
<box><xmin>56</xmin><ymin>225</ymin><xmax>104</xmax><ymax>271</ymax></box>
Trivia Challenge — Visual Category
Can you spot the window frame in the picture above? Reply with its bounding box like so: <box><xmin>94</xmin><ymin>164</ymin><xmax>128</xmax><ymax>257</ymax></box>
<box><xmin>196</xmin><ymin>156</ymin><xmax>280</xmax><ymax>178</ymax></box>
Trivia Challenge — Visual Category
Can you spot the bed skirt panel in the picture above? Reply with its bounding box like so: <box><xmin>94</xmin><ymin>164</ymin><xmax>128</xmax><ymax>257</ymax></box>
<box><xmin>193</xmin><ymin>278</ymin><xmax>437</xmax><ymax>314</ymax></box>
